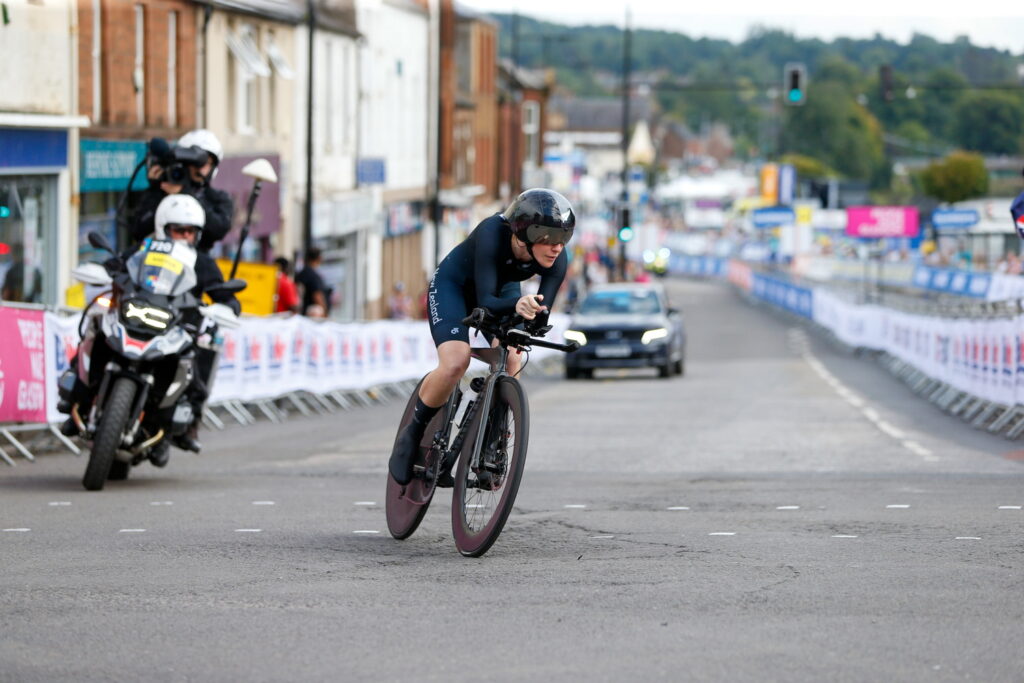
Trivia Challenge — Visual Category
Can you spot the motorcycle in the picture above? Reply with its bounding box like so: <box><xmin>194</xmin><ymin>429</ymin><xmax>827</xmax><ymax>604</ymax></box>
<box><xmin>62</xmin><ymin>231</ymin><xmax>245</xmax><ymax>491</ymax></box>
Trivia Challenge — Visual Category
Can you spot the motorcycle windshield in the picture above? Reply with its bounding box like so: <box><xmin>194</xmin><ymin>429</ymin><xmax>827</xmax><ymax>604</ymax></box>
<box><xmin>126</xmin><ymin>239</ymin><xmax>199</xmax><ymax>297</ymax></box>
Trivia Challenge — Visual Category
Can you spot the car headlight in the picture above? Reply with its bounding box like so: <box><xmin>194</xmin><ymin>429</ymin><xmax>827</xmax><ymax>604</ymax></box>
<box><xmin>564</xmin><ymin>329</ymin><xmax>587</xmax><ymax>346</ymax></box>
<box><xmin>641</xmin><ymin>327</ymin><xmax>668</xmax><ymax>345</ymax></box>
<box><xmin>122</xmin><ymin>300</ymin><xmax>173</xmax><ymax>330</ymax></box>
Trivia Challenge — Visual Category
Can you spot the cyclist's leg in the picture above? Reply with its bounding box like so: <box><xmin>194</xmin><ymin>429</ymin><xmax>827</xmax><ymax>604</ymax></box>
<box><xmin>389</xmin><ymin>271</ymin><xmax>472</xmax><ymax>484</ymax></box>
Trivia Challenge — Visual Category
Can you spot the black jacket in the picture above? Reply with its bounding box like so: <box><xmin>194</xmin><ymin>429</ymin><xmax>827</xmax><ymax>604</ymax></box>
<box><xmin>130</xmin><ymin>184</ymin><xmax>235</xmax><ymax>253</ymax></box>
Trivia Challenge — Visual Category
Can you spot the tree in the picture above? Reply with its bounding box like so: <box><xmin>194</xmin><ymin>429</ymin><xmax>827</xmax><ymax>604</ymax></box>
<box><xmin>919</xmin><ymin>151</ymin><xmax>989</xmax><ymax>203</ymax></box>
<box><xmin>952</xmin><ymin>92</ymin><xmax>1024</xmax><ymax>155</ymax></box>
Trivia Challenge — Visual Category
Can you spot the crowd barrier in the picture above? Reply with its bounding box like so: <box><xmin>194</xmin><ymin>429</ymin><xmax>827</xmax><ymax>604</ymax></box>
<box><xmin>0</xmin><ymin>303</ymin><xmax>570</xmax><ymax>465</ymax></box>
<box><xmin>689</xmin><ymin>259</ymin><xmax>1024</xmax><ymax>439</ymax></box>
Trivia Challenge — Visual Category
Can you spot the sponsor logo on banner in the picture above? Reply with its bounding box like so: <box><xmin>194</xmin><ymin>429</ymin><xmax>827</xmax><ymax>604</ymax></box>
<box><xmin>341</xmin><ymin>335</ymin><xmax>351</xmax><ymax>371</ymax></box>
<box><xmin>0</xmin><ymin>307</ymin><xmax>48</xmax><ymax>423</ymax></box>
<box><xmin>244</xmin><ymin>333</ymin><xmax>262</xmax><ymax>374</ymax></box>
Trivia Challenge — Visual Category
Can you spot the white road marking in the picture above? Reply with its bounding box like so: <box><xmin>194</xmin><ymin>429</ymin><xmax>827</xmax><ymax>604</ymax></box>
<box><xmin>955</xmin><ymin>536</ymin><xmax>981</xmax><ymax>540</ymax></box>
<box><xmin>666</xmin><ymin>506</ymin><xmax>690</xmax><ymax>510</ymax></box>
<box><xmin>353</xmin><ymin>530</ymin><xmax>380</xmax><ymax>535</ymax></box>
<box><xmin>3</xmin><ymin>528</ymin><xmax>30</xmax><ymax>532</ymax></box>
<box><xmin>708</xmin><ymin>532</ymin><xmax>736</xmax><ymax>536</ymax></box>
<box><xmin>589</xmin><ymin>535</ymin><xmax>615</xmax><ymax>539</ymax></box>
<box><xmin>150</xmin><ymin>501</ymin><xmax>174</xmax><ymax>506</ymax></box>
<box><xmin>997</xmin><ymin>505</ymin><xmax>1022</xmax><ymax>510</ymax></box>
<box><xmin>465</xmin><ymin>504</ymin><xmax>485</xmax><ymax>509</ymax></box>
<box><xmin>353</xmin><ymin>501</ymin><xmax>376</xmax><ymax>506</ymax></box>
<box><xmin>886</xmin><ymin>504</ymin><xmax>911</xmax><ymax>509</ymax></box>
<box><xmin>118</xmin><ymin>529</ymin><xmax>146</xmax><ymax>533</ymax></box>
<box><xmin>235</xmin><ymin>529</ymin><xmax>262</xmax><ymax>533</ymax></box>
<box><xmin>800</xmin><ymin>345</ymin><xmax>936</xmax><ymax>463</ymax></box>
<box><xmin>48</xmin><ymin>502</ymin><xmax>71</xmax><ymax>507</ymax></box>
<box><xmin>563</xmin><ymin>504</ymin><xmax>587</xmax><ymax>509</ymax></box>
<box><xmin>776</xmin><ymin>505</ymin><xmax>800</xmax><ymax>510</ymax></box>
<box><xmin>252</xmin><ymin>501</ymin><xmax>275</xmax><ymax>506</ymax></box>
<box><xmin>832</xmin><ymin>535</ymin><xmax>858</xmax><ymax>538</ymax></box>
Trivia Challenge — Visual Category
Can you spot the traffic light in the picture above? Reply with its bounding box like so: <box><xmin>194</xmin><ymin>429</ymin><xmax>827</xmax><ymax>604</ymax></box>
<box><xmin>783</xmin><ymin>63</ymin><xmax>807</xmax><ymax>106</ymax></box>
<box><xmin>0</xmin><ymin>205</ymin><xmax>10</xmax><ymax>219</ymax></box>
<box><xmin>879</xmin><ymin>64</ymin><xmax>894</xmax><ymax>102</ymax></box>
<box><xmin>618</xmin><ymin>207</ymin><xmax>633</xmax><ymax>242</ymax></box>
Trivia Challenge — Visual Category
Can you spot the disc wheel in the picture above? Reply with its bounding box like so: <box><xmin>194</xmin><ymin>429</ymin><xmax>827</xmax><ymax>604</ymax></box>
<box><xmin>451</xmin><ymin>376</ymin><xmax>529</xmax><ymax>557</ymax></box>
<box><xmin>385</xmin><ymin>377</ymin><xmax>448</xmax><ymax>540</ymax></box>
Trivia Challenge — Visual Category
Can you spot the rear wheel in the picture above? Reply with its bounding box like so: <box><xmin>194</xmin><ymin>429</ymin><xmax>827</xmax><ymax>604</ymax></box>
<box><xmin>451</xmin><ymin>376</ymin><xmax>529</xmax><ymax>557</ymax></box>
<box><xmin>674</xmin><ymin>354</ymin><xmax>685</xmax><ymax>376</ymax></box>
<box><xmin>83</xmin><ymin>377</ymin><xmax>136</xmax><ymax>491</ymax></box>
<box><xmin>385</xmin><ymin>376</ymin><xmax>448</xmax><ymax>540</ymax></box>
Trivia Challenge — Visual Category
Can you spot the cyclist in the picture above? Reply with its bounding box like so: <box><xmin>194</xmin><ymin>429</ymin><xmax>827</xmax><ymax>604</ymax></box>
<box><xmin>389</xmin><ymin>188</ymin><xmax>575</xmax><ymax>485</ymax></box>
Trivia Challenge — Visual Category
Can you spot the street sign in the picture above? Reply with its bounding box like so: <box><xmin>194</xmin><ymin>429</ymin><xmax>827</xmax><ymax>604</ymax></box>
<box><xmin>931</xmin><ymin>208</ymin><xmax>979</xmax><ymax>230</ymax></box>
<box><xmin>752</xmin><ymin>206</ymin><xmax>795</xmax><ymax>228</ymax></box>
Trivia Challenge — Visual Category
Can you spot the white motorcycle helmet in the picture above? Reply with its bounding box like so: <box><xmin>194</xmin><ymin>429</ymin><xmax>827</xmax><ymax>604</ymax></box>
<box><xmin>177</xmin><ymin>128</ymin><xmax>224</xmax><ymax>180</ymax></box>
<box><xmin>154</xmin><ymin>194</ymin><xmax>206</xmax><ymax>242</ymax></box>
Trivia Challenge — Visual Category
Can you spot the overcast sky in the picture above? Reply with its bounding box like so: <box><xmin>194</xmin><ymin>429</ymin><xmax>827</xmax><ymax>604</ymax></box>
<box><xmin>459</xmin><ymin>0</ymin><xmax>1024</xmax><ymax>54</ymax></box>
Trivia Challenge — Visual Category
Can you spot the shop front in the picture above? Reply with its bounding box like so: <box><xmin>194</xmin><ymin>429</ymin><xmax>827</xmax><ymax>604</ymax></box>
<box><xmin>0</xmin><ymin>128</ymin><xmax>69</xmax><ymax>307</ymax></box>
<box><xmin>214</xmin><ymin>154</ymin><xmax>283</xmax><ymax>263</ymax></box>
<box><xmin>380</xmin><ymin>200</ymin><xmax>427</xmax><ymax>319</ymax></box>
<box><xmin>312</xmin><ymin>190</ymin><xmax>376</xmax><ymax>321</ymax></box>
<box><xmin>78</xmin><ymin>138</ymin><xmax>149</xmax><ymax>259</ymax></box>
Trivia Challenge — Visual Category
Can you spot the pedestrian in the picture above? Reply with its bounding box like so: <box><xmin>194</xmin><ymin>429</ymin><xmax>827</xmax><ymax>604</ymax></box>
<box><xmin>274</xmin><ymin>257</ymin><xmax>300</xmax><ymax>314</ymax></box>
<box><xmin>387</xmin><ymin>281</ymin><xmax>412</xmax><ymax>320</ymax></box>
<box><xmin>295</xmin><ymin>248</ymin><xmax>329</xmax><ymax>318</ymax></box>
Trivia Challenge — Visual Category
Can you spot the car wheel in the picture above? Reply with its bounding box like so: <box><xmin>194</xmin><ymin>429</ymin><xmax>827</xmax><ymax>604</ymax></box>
<box><xmin>674</xmin><ymin>355</ymin><xmax>685</xmax><ymax>376</ymax></box>
<box><xmin>580</xmin><ymin>368</ymin><xmax>593</xmax><ymax>380</ymax></box>
<box><xmin>565</xmin><ymin>366</ymin><xmax>579</xmax><ymax>380</ymax></box>
<box><xmin>658</xmin><ymin>356</ymin><xmax>672</xmax><ymax>378</ymax></box>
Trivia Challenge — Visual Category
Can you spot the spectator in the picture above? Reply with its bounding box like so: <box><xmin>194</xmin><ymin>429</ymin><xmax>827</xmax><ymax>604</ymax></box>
<box><xmin>295</xmin><ymin>248</ymin><xmax>329</xmax><ymax>318</ymax></box>
<box><xmin>387</xmin><ymin>281</ymin><xmax>413</xmax><ymax>320</ymax></box>
<box><xmin>1</xmin><ymin>244</ymin><xmax>43</xmax><ymax>303</ymax></box>
<box><xmin>273</xmin><ymin>257</ymin><xmax>300</xmax><ymax>314</ymax></box>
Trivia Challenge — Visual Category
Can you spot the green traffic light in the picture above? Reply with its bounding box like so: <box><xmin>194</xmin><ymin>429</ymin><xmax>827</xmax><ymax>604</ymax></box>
<box><xmin>788</xmin><ymin>89</ymin><xmax>803</xmax><ymax>103</ymax></box>
<box><xmin>0</xmin><ymin>206</ymin><xmax>10</xmax><ymax>219</ymax></box>
<box><xmin>618</xmin><ymin>226</ymin><xmax>634</xmax><ymax>242</ymax></box>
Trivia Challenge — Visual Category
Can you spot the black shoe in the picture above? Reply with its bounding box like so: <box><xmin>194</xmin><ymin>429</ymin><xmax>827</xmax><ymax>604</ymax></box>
<box><xmin>149</xmin><ymin>440</ymin><xmax>170</xmax><ymax>468</ymax></box>
<box><xmin>59</xmin><ymin>417</ymin><xmax>79</xmax><ymax>437</ymax></box>
<box><xmin>57</xmin><ymin>399</ymin><xmax>73</xmax><ymax>415</ymax></box>
<box><xmin>388</xmin><ymin>425</ymin><xmax>421</xmax><ymax>486</ymax></box>
<box><xmin>172</xmin><ymin>434</ymin><xmax>202</xmax><ymax>453</ymax></box>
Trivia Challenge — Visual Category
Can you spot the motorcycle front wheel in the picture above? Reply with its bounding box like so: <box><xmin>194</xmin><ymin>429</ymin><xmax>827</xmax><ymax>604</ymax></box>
<box><xmin>82</xmin><ymin>377</ymin><xmax>136</xmax><ymax>491</ymax></box>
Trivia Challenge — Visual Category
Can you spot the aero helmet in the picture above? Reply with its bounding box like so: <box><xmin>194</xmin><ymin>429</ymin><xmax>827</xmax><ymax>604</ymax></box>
<box><xmin>504</xmin><ymin>188</ymin><xmax>576</xmax><ymax>248</ymax></box>
<box><xmin>154</xmin><ymin>194</ymin><xmax>206</xmax><ymax>241</ymax></box>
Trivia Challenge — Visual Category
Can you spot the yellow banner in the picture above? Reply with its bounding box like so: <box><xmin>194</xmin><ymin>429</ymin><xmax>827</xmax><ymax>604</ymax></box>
<box><xmin>214</xmin><ymin>259</ymin><xmax>277</xmax><ymax>317</ymax></box>
<box><xmin>760</xmin><ymin>164</ymin><xmax>779</xmax><ymax>204</ymax></box>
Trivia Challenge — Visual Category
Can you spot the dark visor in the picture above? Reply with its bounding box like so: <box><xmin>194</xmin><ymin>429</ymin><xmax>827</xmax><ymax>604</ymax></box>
<box><xmin>525</xmin><ymin>224</ymin><xmax>573</xmax><ymax>245</ymax></box>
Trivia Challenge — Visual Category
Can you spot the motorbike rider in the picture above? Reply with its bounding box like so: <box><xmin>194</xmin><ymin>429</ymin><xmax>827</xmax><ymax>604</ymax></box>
<box><xmin>148</xmin><ymin>194</ymin><xmax>240</xmax><ymax>459</ymax></box>
<box><xmin>388</xmin><ymin>188</ymin><xmax>575</xmax><ymax>486</ymax></box>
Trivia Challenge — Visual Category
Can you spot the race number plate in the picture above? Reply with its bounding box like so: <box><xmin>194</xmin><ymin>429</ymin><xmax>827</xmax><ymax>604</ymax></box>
<box><xmin>594</xmin><ymin>344</ymin><xmax>631</xmax><ymax>358</ymax></box>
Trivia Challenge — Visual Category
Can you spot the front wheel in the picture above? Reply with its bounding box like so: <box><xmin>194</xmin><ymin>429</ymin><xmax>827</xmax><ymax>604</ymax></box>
<box><xmin>451</xmin><ymin>376</ymin><xmax>529</xmax><ymax>557</ymax></box>
<box><xmin>83</xmin><ymin>377</ymin><xmax>136</xmax><ymax>491</ymax></box>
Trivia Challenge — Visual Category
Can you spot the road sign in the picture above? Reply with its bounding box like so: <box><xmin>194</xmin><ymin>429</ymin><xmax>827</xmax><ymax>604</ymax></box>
<box><xmin>752</xmin><ymin>206</ymin><xmax>795</xmax><ymax>228</ymax></box>
<box><xmin>931</xmin><ymin>208</ymin><xmax>979</xmax><ymax>230</ymax></box>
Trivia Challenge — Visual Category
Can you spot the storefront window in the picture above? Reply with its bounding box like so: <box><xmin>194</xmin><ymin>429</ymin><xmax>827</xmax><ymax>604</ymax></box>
<box><xmin>0</xmin><ymin>175</ymin><xmax>56</xmax><ymax>305</ymax></box>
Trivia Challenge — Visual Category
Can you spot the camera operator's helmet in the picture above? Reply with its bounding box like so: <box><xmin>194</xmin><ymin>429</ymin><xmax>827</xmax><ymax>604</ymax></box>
<box><xmin>155</xmin><ymin>194</ymin><xmax>206</xmax><ymax>241</ymax></box>
<box><xmin>504</xmin><ymin>188</ymin><xmax>576</xmax><ymax>248</ymax></box>
<box><xmin>178</xmin><ymin>129</ymin><xmax>223</xmax><ymax>172</ymax></box>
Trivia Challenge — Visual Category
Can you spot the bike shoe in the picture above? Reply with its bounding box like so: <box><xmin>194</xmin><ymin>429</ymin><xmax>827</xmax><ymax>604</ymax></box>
<box><xmin>172</xmin><ymin>434</ymin><xmax>202</xmax><ymax>453</ymax></box>
<box><xmin>149</xmin><ymin>440</ymin><xmax>170</xmax><ymax>468</ymax></box>
<box><xmin>388</xmin><ymin>425</ymin><xmax>420</xmax><ymax>486</ymax></box>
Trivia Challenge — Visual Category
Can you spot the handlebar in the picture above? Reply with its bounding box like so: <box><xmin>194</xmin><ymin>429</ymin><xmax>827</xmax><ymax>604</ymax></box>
<box><xmin>461</xmin><ymin>308</ymin><xmax>580</xmax><ymax>353</ymax></box>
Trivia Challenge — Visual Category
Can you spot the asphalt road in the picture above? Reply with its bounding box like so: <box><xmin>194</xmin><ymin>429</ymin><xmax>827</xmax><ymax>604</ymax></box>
<box><xmin>2</xmin><ymin>278</ymin><xmax>1022</xmax><ymax>682</ymax></box>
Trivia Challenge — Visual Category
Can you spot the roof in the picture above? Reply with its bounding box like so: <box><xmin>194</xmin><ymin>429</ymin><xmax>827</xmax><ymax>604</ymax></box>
<box><xmin>200</xmin><ymin>0</ymin><xmax>358</xmax><ymax>34</ymax></box>
<box><xmin>498</xmin><ymin>59</ymin><xmax>547</xmax><ymax>91</ymax></box>
<box><xmin>548</xmin><ymin>95</ymin><xmax>656</xmax><ymax>132</ymax></box>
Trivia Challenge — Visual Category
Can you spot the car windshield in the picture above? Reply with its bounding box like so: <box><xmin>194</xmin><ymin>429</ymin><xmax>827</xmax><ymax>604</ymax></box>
<box><xmin>579</xmin><ymin>290</ymin><xmax>662</xmax><ymax>315</ymax></box>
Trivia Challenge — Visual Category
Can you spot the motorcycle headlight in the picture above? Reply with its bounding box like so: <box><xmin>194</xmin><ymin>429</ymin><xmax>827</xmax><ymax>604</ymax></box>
<box><xmin>564</xmin><ymin>329</ymin><xmax>587</xmax><ymax>346</ymax></box>
<box><xmin>122</xmin><ymin>300</ymin><xmax>173</xmax><ymax>330</ymax></box>
<box><xmin>641</xmin><ymin>327</ymin><xmax>669</xmax><ymax>345</ymax></box>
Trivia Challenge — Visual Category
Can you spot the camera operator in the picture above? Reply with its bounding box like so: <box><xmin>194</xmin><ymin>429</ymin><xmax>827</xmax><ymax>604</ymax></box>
<box><xmin>130</xmin><ymin>129</ymin><xmax>234</xmax><ymax>254</ymax></box>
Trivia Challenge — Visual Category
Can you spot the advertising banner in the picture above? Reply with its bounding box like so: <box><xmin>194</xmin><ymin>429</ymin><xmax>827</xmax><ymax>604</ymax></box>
<box><xmin>845</xmin><ymin>206</ymin><xmax>920</xmax><ymax>238</ymax></box>
<box><xmin>0</xmin><ymin>307</ymin><xmax>47</xmax><ymax>423</ymax></box>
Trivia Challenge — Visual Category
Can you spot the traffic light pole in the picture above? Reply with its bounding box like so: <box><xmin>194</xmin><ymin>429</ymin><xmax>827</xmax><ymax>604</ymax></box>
<box><xmin>619</xmin><ymin>8</ymin><xmax>631</xmax><ymax>282</ymax></box>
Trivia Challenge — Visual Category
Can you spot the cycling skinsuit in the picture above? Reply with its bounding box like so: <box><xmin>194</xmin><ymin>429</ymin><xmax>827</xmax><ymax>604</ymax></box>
<box><xmin>427</xmin><ymin>213</ymin><xmax>568</xmax><ymax>346</ymax></box>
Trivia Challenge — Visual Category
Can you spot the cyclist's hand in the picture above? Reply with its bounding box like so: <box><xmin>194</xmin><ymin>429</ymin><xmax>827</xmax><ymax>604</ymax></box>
<box><xmin>515</xmin><ymin>294</ymin><xmax>547</xmax><ymax>320</ymax></box>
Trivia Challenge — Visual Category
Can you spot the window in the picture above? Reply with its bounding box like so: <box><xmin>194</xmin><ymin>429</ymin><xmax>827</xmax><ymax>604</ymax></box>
<box><xmin>522</xmin><ymin>100</ymin><xmax>540</xmax><ymax>166</ymax></box>
<box><xmin>0</xmin><ymin>175</ymin><xmax>58</xmax><ymax>305</ymax></box>
<box><xmin>167</xmin><ymin>11</ymin><xmax>177</xmax><ymax>127</ymax></box>
<box><xmin>227</xmin><ymin>24</ymin><xmax>269</xmax><ymax>134</ymax></box>
<box><xmin>134</xmin><ymin>4</ymin><xmax>145</xmax><ymax>125</ymax></box>
<box><xmin>91</xmin><ymin>0</ymin><xmax>102</xmax><ymax>123</ymax></box>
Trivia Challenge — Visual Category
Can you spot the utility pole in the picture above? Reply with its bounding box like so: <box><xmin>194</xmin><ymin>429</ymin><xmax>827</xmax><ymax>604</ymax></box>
<box><xmin>303</xmin><ymin>0</ymin><xmax>316</xmax><ymax>258</ymax></box>
<box><xmin>430</xmin><ymin>0</ymin><xmax>443</xmax><ymax>270</ymax></box>
<box><xmin>618</xmin><ymin>7</ymin><xmax>631</xmax><ymax>281</ymax></box>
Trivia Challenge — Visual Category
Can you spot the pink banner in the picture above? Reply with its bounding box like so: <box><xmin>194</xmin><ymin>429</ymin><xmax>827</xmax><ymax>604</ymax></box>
<box><xmin>845</xmin><ymin>206</ymin><xmax>919</xmax><ymax>238</ymax></box>
<box><xmin>0</xmin><ymin>307</ymin><xmax>47</xmax><ymax>423</ymax></box>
